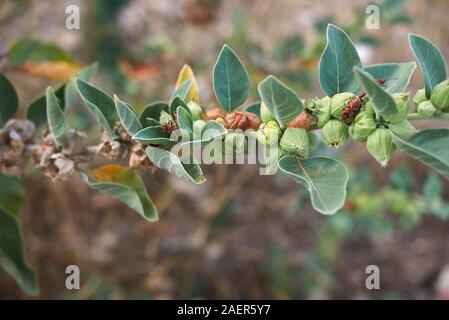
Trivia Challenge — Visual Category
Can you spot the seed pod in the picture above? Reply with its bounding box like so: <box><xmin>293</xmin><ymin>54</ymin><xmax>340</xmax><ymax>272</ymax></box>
<box><xmin>431</xmin><ymin>79</ymin><xmax>449</xmax><ymax>110</ymax></box>
<box><xmin>367</xmin><ymin>128</ymin><xmax>395</xmax><ymax>167</ymax></box>
<box><xmin>349</xmin><ymin>112</ymin><xmax>376</xmax><ymax>142</ymax></box>
<box><xmin>330</xmin><ymin>92</ymin><xmax>355</xmax><ymax>119</ymax></box>
<box><xmin>260</xmin><ymin>102</ymin><xmax>277</xmax><ymax>124</ymax></box>
<box><xmin>193</xmin><ymin>119</ymin><xmax>207</xmax><ymax>139</ymax></box>
<box><xmin>307</xmin><ymin>97</ymin><xmax>331</xmax><ymax>128</ymax></box>
<box><xmin>280</xmin><ymin>128</ymin><xmax>309</xmax><ymax>158</ymax></box>
<box><xmin>225</xmin><ymin>111</ymin><xmax>261</xmax><ymax>130</ymax></box>
<box><xmin>389</xmin><ymin>120</ymin><xmax>417</xmax><ymax>138</ymax></box>
<box><xmin>384</xmin><ymin>92</ymin><xmax>410</xmax><ymax>124</ymax></box>
<box><xmin>264</xmin><ymin>120</ymin><xmax>282</xmax><ymax>146</ymax></box>
<box><xmin>320</xmin><ymin>119</ymin><xmax>348</xmax><ymax>148</ymax></box>
<box><xmin>187</xmin><ymin>101</ymin><xmax>203</xmax><ymax>121</ymax></box>
<box><xmin>417</xmin><ymin>100</ymin><xmax>437</xmax><ymax>119</ymax></box>
<box><xmin>413</xmin><ymin>88</ymin><xmax>426</xmax><ymax>112</ymax></box>
<box><xmin>129</xmin><ymin>144</ymin><xmax>153</xmax><ymax>170</ymax></box>
<box><xmin>363</xmin><ymin>100</ymin><xmax>375</xmax><ymax>116</ymax></box>
<box><xmin>287</xmin><ymin>111</ymin><xmax>312</xmax><ymax>130</ymax></box>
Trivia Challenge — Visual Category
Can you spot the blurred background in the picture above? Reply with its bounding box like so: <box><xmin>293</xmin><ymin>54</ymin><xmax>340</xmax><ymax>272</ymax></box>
<box><xmin>1</xmin><ymin>0</ymin><xmax>449</xmax><ymax>299</ymax></box>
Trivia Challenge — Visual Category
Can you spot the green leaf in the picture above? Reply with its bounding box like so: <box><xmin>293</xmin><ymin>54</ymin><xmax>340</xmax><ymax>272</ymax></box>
<box><xmin>132</xmin><ymin>126</ymin><xmax>178</xmax><ymax>146</ymax></box>
<box><xmin>0</xmin><ymin>173</ymin><xmax>25</xmax><ymax>215</ymax></box>
<box><xmin>409</xmin><ymin>34</ymin><xmax>447</xmax><ymax>98</ymax></box>
<box><xmin>0</xmin><ymin>207</ymin><xmax>38</xmax><ymax>296</ymax></box>
<box><xmin>176</xmin><ymin>106</ymin><xmax>193</xmax><ymax>139</ymax></box>
<box><xmin>27</xmin><ymin>85</ymin><xmax>65</xmax><ymax>128</ymax></box>
<box><xmin>9</xmin><ymin>37</ymin><xmax>76</xmax><ymax>66</ymax></box>
<box><xmin>114</xmin><ymin>95</ymin><xmax>142</xmax><ymax>136</ymax></box>
<box><xmin>169</xmin><ymin>96</ymin><xmax>190</xmax><ymax>115</ymax></box>
<box><xmin>64</xmin><ymin>63</ymin><xmax>98</xmax><ymax>110</ymax></box>
<box><xmin>139</xmin><ymin>101</ymin><xmax>168</xmax><ymax>127</ymax></box>
<box><xmin>46</xmin><ymin>87</ymin><xmax>69</xmax><ymax>147</ymax></box>
<box><xmin>0</xmin><ymin>73</ymin><xmax>19</xmax><ymax>126</ymax></box>
<box><xmin>364</xmin><ymin>62</ymin><xmax>416</xmax><ymax>93</ymax></box>
<box><xmin>423</xmin><ymin>173</ymin><xmax>442</xmax><ymax>206</ymax></box>
<box><xmin>213</xmin><ymin>44</ymin><xmax>250</xmax><ymax>111</ymax></box>
<box><xmin>353</xmin><ymin>67</ymin><xmax>398</xmax><ymax>118</ymax></box>
<box><xmin>172</xmin><ymin>79</ymin><xmax>192</xmax><ymax>101</ymax></box>
<box><xmin>393</xmin><ymin>128</ymin><xmax>449</xmax><ymax>180</ymax></box>
<box><xmin>244</xmin><ymin>102</ymin><xmax>261</xmax><ymax>117</ymax></box>
<box><xmin>76</xmin><ymin>78</ymin><xmax>118</xmax><ymax>137</ymax></box>
<box><xmin>257</xmin><ymin>75</ymin><xmax>303</xmax><ymax>127</ymax></box>
<box><xmin>80</xmin><ymin>165</ymin><xmax>158</xmax><ymax>221</ymax></box>
<box><xmin>183</xmin><ymin>120</ymin><xmax>227</xmax><ymax>146</ymax></box>
<box><xmin>278</xmin><ymin>155</ymin><xmax>349</xmax><ymax>215</ymax></box>
<box><xmin>146</xmin><ymin>146</ymin><xmax>205</xmax><ymax>184</ymax></box>
<box><xmin>319</xmin><ymin>24</ymin><xmax>362</xmax><ymax>96</ymax></box>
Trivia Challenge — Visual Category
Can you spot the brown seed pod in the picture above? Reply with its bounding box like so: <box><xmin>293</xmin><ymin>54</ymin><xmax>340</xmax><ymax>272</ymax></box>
<box><xmin>129</xmin><ymin>144</ymin><xmax>153</xmax><ymax>170</ymax></box>
<box><xmin>0</xmin><ymin>119</ymin><xmax>36</xmax><ymax>176</ymax></box>
<box><xmin>225</xmin><ymin>111</ymin><xmax>261</xmax><ymax>131</ymax></box>
<box><xmin>287</xmin><ymin>112</ymin><xmax>312</xmax><ymax>130</ymax></box>
<box><xmin>203</xmin><ymin>107</ymin><xmax>226</xmax><ymax>121</ymax></box>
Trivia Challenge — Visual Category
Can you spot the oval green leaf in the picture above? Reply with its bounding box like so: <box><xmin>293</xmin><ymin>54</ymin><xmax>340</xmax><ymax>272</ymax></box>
<box><xmin>278</xmin><ymin>155</ymin><xmax>349</xmax><ymax>215</ymax></box>
<box><xmin>146</xmin><ymin>146</ymin><xmax>205</xmax><ymax>184</ymax></box>
<box><xmin>27</xmin><ymin>84</ymin><xmax>65</xmax><ymax>128</ymax></box>
<box><xmin>172</xmin><ymin>79</ymin><xmax>192</xmax><ymax>101</ymax></box>
<box><xmin>132</xmin><ymin>126</ymin><xmax>178</xmax><ymax>146</ymax></box>
<box><xmin>176</xmin><ymin>106</ymin><xmax>193</xmax><ymax>139</ymax></box>
<box><xmin>114</xmin><ymin>95</ymin><xmax>142</xmax><ymax>136</ymax></box>
<box><xmin>213</xmin><ymin>44</ymin><xmax>250</xmax><ymax>111</ymax></box>
<box><xmin>257</xmin><ymin>75</ymin><xmax>303</xmax><ymax>127</ymax></box>
<box><xmin>244</xmin><ymin>101</ymin><xmax>261</xmax><ymax>117</ymax></box>
<box><xmin>139</xmin><ymin>101</ymin><xmax>168</xmax><ymax>127</ymax></box>
<box><xmin>64</xmin><ymin>63</ymin><xmax>98</xmax><ymax>110</ymax></box>
<box><xmin>393</xmin><ymin>128</ymin><xmax>449</xmax><ymax>180</ymax></box>
<box><xmin>364</xmin><ymin>62</ymin><xmax>416</xmax><ymax>93</ymax></box>
<box><xmin>319</xmin><ymin>24</ymin><xmax>362</xmax><ymax>96</ymax></box>
<box><xmin>46</xmin><ymin>86</ymin><xmax>69</xmax><ymax>147</ymax></box>
<box><xmin>0</xmin><ymin>207</ymin><xmax>38</xmax><ymax>295</ymax></box>
<box><xmin>76</xmin><ymin>78</ymin><xmax>117</xmax><ymax>137</ymax></box>
<box><xmin>0</xmin><ymin>73</ymin><xmax>19</xmax><ymax>126</ymax></box>
<box><xmin>79</xmin><ymin>166</ymin><xmax>158</xmax><ymax>221</ymax></box>
<box><xmin>353</xmin><ymin>67</ymin><xmax>398</xmax><ymax>118</ymax></box>
<box><xmin>409</xmin><ymin>34</ymin><xmax>447</xmax><ymax>98</ymax></box>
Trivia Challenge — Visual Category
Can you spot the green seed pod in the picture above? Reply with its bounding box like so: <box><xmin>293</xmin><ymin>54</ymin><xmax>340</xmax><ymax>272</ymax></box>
<box><xmin>367</xmin><ymin>128</ymin><xmax>396</xmax><ymax>167</ymax></box>
<box><xmin>389</xmin><ymin>120</ymin><xmax>417</xmax><ymax>138</ymax></box>
<box><xmin>264</xmin><ymin>120</ymin><xmax>282</xmax><ymax>146</ymax></box>
<box><xmin>193</xmin><ymin>119</ymin><xmax>206</xmax><ymax>138</ymax></box>
<box><xmin>417</xmin><ymin>100</ymin><xmax>437</xmax><ymax>119</ymax></box>
<box><xmin>349</xmin><ymin>112</ymin><xmax>377</xmax><ymax>142</ymax></box>
<box><xmin>280</xmin><ymin>128</ymin><xmax>309</xmax><ymax>158</ymax></box>
<box><xmin>331</xmin><ymin>92</ymin><xmax>355</xmax><ymax>119</ymax></box>
<box><xmin>187</xmin><ymin>101</ymin><xmax>203</xmax><ymax>121</ymax></box>
<box><xmin>431</xmin><ymin>79</ymin><xmax>449</xmax><ymax>110</ymax></box>
<box><xmin>413</xmin><ymin>88</ymin><xmax>426</xmax><ymax>112</ymax></box>
<box><xmin>363</xmin><ymin>100</ymin><xmax>375</xmax><ymax>116</ymax></box>
<box><xmin>384</xmin><ymin>92</ymin><xmax>410</xmax><ymax>124</ymax></box>
<box><xmin>320</xmin><ymin>119</ymin><xmax>348</xmax><ymax>148</ymax></box>
<box><xmin>159</xmin><ymin>110</ymin><xmax>173</xmax><ymax>124</ymax></box>
<box><xmin>260</xmin><ymin>102</ymin><xmax>277</xmax><ymax>124</ymax></box>
<box><xmin>307</xmin><ymin>97</ymin><xmax>331</xmax><ymax>128</ymax></box>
